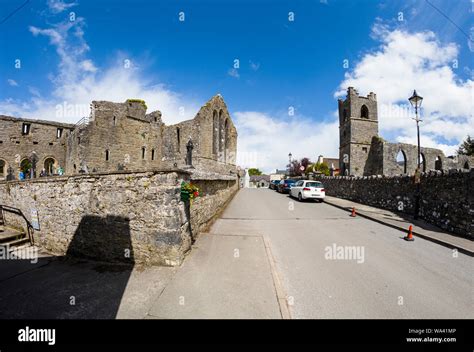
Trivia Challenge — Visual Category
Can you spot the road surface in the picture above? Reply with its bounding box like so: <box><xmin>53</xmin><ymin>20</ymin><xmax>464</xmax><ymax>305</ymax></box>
<box><xmin>210</xmin><ymin>188</ymin><xmax>473</xmax><ymax>318</ymax></box>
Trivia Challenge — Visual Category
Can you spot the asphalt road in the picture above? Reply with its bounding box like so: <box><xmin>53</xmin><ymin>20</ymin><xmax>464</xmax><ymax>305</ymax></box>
<box><xmin>210</xmin><ymin>188</ymin><xmax>473</xmax><ymax>319</ymax></box>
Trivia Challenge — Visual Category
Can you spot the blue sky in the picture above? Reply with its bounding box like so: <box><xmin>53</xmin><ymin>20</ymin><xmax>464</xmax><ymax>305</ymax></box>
<box><xmin>1</xmin><ymin>0</ymin><xmax>473</xmax><ymax>172</ymax></box>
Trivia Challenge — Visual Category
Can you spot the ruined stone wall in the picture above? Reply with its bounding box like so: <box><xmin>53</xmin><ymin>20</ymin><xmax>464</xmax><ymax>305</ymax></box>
<box><xmin>381</xmin><ymin>142</ymin><xmax>454</xmax><ymax>176</ymax></box>
<box><xmin>66</xmin><ymin>101</ymin><xmax>163</xmax><ymax>174</ymax></box>
<box><xmin>189</xmin><ymin>176</ymin><xmax>239</xmax><ymax>235</ymax></box>
<box><xmin>0</xmin><ymin>170</ymin><xmax>193</xmax><ymax>265</ymax></box>
<box><xmin>315</xmin><ymin>169</ymin><xmax>474</xmax><ymax>238</ymax></box>
<box><xmin>0</xmin><ymin>168</ymin><xmax>241</xmax><ymax>265</ymax></box>
<box><xmin>0</xmin><ymin>116</ymin><xmax>73</xmax><ymax>180</ymax></box>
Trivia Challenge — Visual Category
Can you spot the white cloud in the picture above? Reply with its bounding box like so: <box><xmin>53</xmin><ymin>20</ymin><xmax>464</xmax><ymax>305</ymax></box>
<box><xmin>227</xmin><ymin>68</ymin><xmax>240</xmax><ymax>79</ymax></box>
<box><xmin>234</xmin><ymin>111</ymin><xmax>339</xmax><ymax>174</ymax></box>
<box><xmin>336</xmin><ymin>24</ymin><xmax>474</xmax><ymax>155</ymax></box>
<box><xmin>79</xmin><ymin>59</ymin><xmax>97</xmax><ymax>72</ymax></box>
<box><xmin>47</xmin><ymin>0</ymin><xmax>77</xmax><ymax>14</ymax></box>
<box><xmin>7</xmin><ymin>79</ymin><xmax>18</xmax><ymax>87</ymax></box>
<box><xmin>249</xmin><ymin>60</ymin><xmax>260</xmax><ymax>71</ymax></box>
<box><xmin>1</xmin><ymin>12</ymin><xmax>199</xmax><ymax>125</ymax></box>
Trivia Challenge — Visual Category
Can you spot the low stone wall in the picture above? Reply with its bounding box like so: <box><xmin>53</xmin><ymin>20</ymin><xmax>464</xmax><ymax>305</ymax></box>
<box><xmin>315</xmin><ymin>169</ymin><xmax>473</xmax><ymax>238</ymax></box>
<box><xmin>189</xmin><ymin>174</ymin><xmax>239</xmax><ymax>235</ymax></box>
<box><xmin>0</xmin><ymin>169</ymin><xmax>239</xmax><ymax>265</ymax></box>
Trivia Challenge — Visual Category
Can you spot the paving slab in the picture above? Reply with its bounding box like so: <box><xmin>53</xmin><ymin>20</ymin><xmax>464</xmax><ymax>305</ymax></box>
<box><xmin>147</xmin><ymin>233</ymin><xmax>281</xmax><ymax>319</ymax></box>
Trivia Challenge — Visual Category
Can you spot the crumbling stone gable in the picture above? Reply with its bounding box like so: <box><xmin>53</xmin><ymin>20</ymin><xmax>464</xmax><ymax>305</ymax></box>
<box><xmin>161</xmin><ymin>94</ymin><xmax>238</xmax><ymax>174</ymax></box>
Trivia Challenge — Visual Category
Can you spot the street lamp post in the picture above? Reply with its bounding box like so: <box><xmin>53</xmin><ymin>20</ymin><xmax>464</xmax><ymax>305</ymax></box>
<box><xmin>409</xmin><ymin>90</ymin><xmax>423</xmax><ymax>219</ymax></box>
<box><xmin>288</xmin><ymin>152</ymin><xmax>292</xmax><ymax>176</ymax></box>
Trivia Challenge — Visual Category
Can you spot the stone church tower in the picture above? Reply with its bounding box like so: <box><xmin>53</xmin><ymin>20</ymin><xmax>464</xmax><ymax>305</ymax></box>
<box><xmin>338</xmin><ymin>87</ymin><xmax>378</xmax><ymax>176</ymax></box>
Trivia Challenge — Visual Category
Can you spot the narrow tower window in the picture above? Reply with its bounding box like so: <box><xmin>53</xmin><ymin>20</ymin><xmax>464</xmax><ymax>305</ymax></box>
<box><xmin>361</xmin><ymin>105</ymin><xmax>369</xmax><ymax>119</ymax></box>
<box><xmin>177</xmin><ymin>127</ymin><xmax>181</xmax><ymax>150</ymax></box>
<box><xmin>22</xmin><ymin>123</ymin><xmax>31</xmax><ymax>135</ymax></box>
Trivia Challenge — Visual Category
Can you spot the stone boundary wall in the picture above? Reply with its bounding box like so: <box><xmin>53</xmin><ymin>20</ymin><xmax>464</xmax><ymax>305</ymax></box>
<box><xmin>0</xmin><ymin>169</ymin><xmax>240</xmax><ymax>265</ymax></box>
<box><xmin>189</xmin><ymin>178</ymin><xmax>239</xmax><ymax>235</ymax></box>
<box><xmin>315</xmin><ymin>169</ymin><xmax>473</xmax><ymax>239</ymax></box>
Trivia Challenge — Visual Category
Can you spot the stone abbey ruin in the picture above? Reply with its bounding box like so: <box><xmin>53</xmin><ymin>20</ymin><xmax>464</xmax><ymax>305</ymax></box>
<box><xmin>0</xmin><ymin>94</ymin><xmax>237</xmax><ymax>179</ymax></box>
<box><xmin>0</xmin><ymin>95</ymin><xmax>240</xmax><ymax>265</ymax></box>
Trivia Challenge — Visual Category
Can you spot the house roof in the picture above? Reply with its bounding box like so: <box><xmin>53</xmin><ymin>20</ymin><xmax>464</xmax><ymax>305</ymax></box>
<box><xmin>275</xmin><ymin>169</ymin><xmax>289</xmax><ymax>175</ymax></box>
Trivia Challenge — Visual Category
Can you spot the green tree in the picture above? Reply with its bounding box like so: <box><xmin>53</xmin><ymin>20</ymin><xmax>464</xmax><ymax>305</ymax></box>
<box><xmin>457</xmin><ymin>135</ymin><xmax>474</xmax><ymax>156</ymax></box>
<box><xmin>306</xmin><ymin>162</ymin><xmax>330</xmax><ymax>176</ymax></box>
<box><xmin>248</xmin><ymin>168</ymin><xmax>263</xmax><ymax>176</ymax></box>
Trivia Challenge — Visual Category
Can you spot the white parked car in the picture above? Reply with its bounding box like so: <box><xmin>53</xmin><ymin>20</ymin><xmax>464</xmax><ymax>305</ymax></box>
<box><xmin>290</xmin><ymin>180</ymin><xmax>325</xmax><ymax>202</ymax></box>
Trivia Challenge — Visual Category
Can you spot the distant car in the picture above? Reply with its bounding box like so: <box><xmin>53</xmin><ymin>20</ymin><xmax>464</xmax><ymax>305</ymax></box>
<box><xmin>269</xmin><ymin>180</ymin><xmax>280</xmax><ymax>190</ymax></box>
<box><xmin>277</xmin><ymin>179</ymin><xmax>296</xmax><ymax>193</ymax></box>
<box><xmin>290</xmin><ymin>180</ymin><xmax>325</xmax><ymax>202</ymax></box>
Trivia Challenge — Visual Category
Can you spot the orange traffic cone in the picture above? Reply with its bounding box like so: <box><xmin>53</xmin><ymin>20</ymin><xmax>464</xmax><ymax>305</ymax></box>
<box><xmin>350</xmin><ymin>207</ymin><xmax>356</xmax><ymax>217</ymax></box>
<box><xmin>404</xmin><ymin>225</ymin><xmax>415</xmax><ymax>241</ymax></box>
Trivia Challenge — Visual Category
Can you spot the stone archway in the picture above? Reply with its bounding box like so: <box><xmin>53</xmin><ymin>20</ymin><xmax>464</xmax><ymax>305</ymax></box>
<box><xmin>396</xmin><ymin>150</ymin><xmax>407</xmax><ymax>174</ymax></box>
<box><xmin>44</xmin><ymin>157</ymin><xmax>58</xmax><ymax>176</ymax></box>
<box><xmin>419</xmin><ymin>153</ymin><xmax>426</xmax><ymax>172</ymax></box>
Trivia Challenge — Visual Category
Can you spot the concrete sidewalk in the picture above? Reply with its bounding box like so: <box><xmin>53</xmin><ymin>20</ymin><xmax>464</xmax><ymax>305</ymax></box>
<box><xmin>146</xmin><ymin>233</ymin><xmax>283</xmax><ymax>319</ymax></box>
<box><xmin>324</xmin><ymin>196</ymin><xmax>474</xmax><ymax>256</ymax></box>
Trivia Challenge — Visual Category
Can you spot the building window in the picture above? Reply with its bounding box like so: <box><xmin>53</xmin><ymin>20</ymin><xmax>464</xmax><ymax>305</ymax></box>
<box><xmin>78</xmin><ymin>137</ymin><xmax>81</xmax><ymax>145</ymax></box>
<box><xmin>142</xmin><ymin>147</ymin><xmax>146</xmax><ymax>160</ymax></box>
<box><xmin>212</xmin><ymin>110</ymin><xmax>218</xmax><ymax>155</ymax></box>
<box><xmin>361</xmin><ymin>105</ymin><xmax>369</xmax><ymax>119</ymax></box>
<box><xmin>57</xmin><ymin>128</ymin><xmax>63</xmax><ymax>138</ymax></box>
<box><xmin>22</xmin><ymin>123</ymin><xmax>31</xmax><ymax>135</ymax></box>
<box><xmin>113</xmin><ymin>116</ymin><xmax>117</xmax><ymax>126</ymax></box>
<box><xmin>176</xmin><ymin>127</ymin><xmax>181</xmax><ymax>151</ymax></box>
<box><xmin>435</xmin><ymin>156</ymin><xmax>442</xmax><ymax>170</ymax></box>
<box><xmin>33</xmin><ymin>141</ymin><xmax>38</xmax><ymax>145</ymax></box>
<box><xmin>105</xmin><ymin>150</ymin><xmax>110</xmax><ymax>161</ymax></box>
<box><xmin>151</xmin><ymin>149</ymin><xmax>155</xmax><ymax>161</ymax></box>
<box><xmin>362</xmin><ymin>147</ymin><xmax>367</xmax><ymax>153</ymax></box>
<box><xmin>0</xmin><ymin>160</ymin><xmax>5</xmax><ymax>177</ymax></box>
